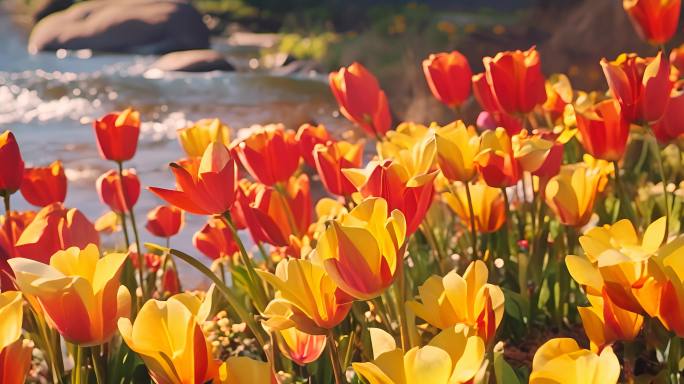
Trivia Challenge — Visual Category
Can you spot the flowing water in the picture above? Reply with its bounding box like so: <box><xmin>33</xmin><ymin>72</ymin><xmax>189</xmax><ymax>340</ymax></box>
<box><xmin>0</xmin><ymin>9</ymin><xmax>347</xmax><ymax>287</ymax></box>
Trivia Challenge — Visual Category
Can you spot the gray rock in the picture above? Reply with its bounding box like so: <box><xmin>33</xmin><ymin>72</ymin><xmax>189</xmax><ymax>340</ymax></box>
<box><xmin>150</xmin><ymin>49</ymin><xmax>235</xmax><ymax>72</ymax></box>
<box><xmin>28</xmin><ymin>0</ymin><xmax>210</xmax><ymax>54</ymax></box>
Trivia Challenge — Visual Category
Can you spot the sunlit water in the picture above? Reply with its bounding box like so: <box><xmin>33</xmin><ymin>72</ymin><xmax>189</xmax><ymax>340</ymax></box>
<box><xmin>0</xmin><ymin>10</ymin><xmax>348</xmax><ymax>288</ymax></box>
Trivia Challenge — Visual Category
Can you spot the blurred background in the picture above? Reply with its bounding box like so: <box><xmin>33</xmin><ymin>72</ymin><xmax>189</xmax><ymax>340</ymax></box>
<box><xmin>0</xmin><ymin>0</ymin><xmax>674</xmax><ymax>286</ymax></box>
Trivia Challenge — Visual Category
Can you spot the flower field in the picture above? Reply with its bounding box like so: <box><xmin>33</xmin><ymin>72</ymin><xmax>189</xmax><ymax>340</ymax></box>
<box><xmin>2</xmin><ymin>0</ymin><xmax>684</xmax><ymax>383</ymax></box>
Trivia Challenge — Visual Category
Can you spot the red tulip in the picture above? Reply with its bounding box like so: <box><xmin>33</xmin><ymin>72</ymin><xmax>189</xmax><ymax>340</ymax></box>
<box><xmin>234</xmin><ymin>124</ymin><xmax>300</xmax><ymax>186</ymax></box>
<box><xmin>476</xmin><ymin>128</ymin><xmax>522</xmax><ymax>188</ymax></box>
<box><xmin>20</xmin><ymin>161</ymin><xmax>67</xmax><ymax>207</ymax></box>
<box><xmin>601</xmin><ymin>52</ymin><xmax>673</xmax><ymax>124</ymax></box>
<box><xmin>296</xmin><ymin>123</ymin><xmax>331</xmax><ymax>168</ymax></box>
<box><xmin>575</xmin><ymin>100</ymin><xmax>630</xmax><ymax>161</ymax></box>
<box><xmin>313</xmin><ymin>140</ymin><xmax>364</xmax><ymax>196</ymax></box>
<box><xmin>482</xmin><ymin>47</ymin><xmax>547</xmax><ymax>115</ymax></box>
<box><xmin>14</xmin><ymin>203</ymin><xmax>99</xmax><ymax>263</ymax></box>
<box><xmin>0</xmin><ymin>131</ymin><xmax>24</xmax><ymax>196</ymax></box>
<box><xmin>149</xmin><ymin>142</ymin><xmax>238</xmax><ymax>215</ymax></box>
<box><xmin>329</xmin><ymin>62</ymin><xmax>391</xmax><ymax>137</ymax></box>
<box><xmin>0</xmin><ymin>211</ymin><xmax>35</xmax><ymax>289</ymax></box>
<box><xmin>193</xmin><ymin>216</ymin><xmax>239</xmax><ymax>260</ymax></box>
<box><xmin>670</xmin><ymin>44</ymin><xmax>684</xmax><ymax>73</ymax></box>
<box><xmin>472</xmin><ymin>73</ymin><xmax>523</xmax><ymax>134</ymax></box>
<box><xmin>145</xmin><ymin>205</ymin><xmax>184</xmax><ymax>238</ymax></box>
<box><xmin>96</xmin><ymin>169</ymin><xmax>140</xmax><ymax>214</ymax></box>
<box><xmin>653</xmin><ymin>80</ymin><xmax>684</xmax><ymax>143</ymax></box>
<box><xmin>623</xmin><ymin>0</ymin><xmax>680</xmax><ymax>45</ymax></box>
<box><xmin>93</xmin><ymin>108</ymin><xmax>140</xmax><ymax>162</ymax></box>
<box><xmin>422</xmin><ymin>51</ymin><xmax>472</xmax><ymax>108</ymax></box>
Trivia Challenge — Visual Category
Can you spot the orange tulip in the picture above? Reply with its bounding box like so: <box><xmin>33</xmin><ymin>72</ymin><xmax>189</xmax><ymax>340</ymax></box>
<box><xmin>145</xmin><ymin>205</ymin><xmax>184</xmax><ymax>238</ymax></box>
<box><xmin>423</xmin><ymin>51</ymin><xmax>472</xmax><ymax>108</ymax></box>
<box><xmin>14</xmin><ymin>203</ymin><xmax>99</xmax><ymax>263</ymax></box>
<box><xmin>476</xmin><ymin>128</ymin><xmax>521</xmax><ymax>188</ymax></box>
<box><xmin>0</xmin><ymin>291</ymin><xmax>32</xmax><ymax>384</ymax></box>
<box><xmin>601</xmin><ymin>52</ymin><xmax>673</xmax><ymax>124</ymax></box>
<box><xmin>234</xmin><ymin>124</ymin><xmax>300</xmax><ymax>186</ymax></box>
<box><xmin>329</xmin><ymin>62</ymin><xmax>392</xmax><ymax>137</ymax></box>
<box><xmin>472</xmin><ymin>73</ymin><xmax>523</xmax><ymax>134</ymax></box>
<box><xmin>20</xmin><ymin>160</ymin><xmax>67</xmax><ymax>207</ymax></box>
<box><xmin>9</xmin><ymin>244</ymin><xmax>131</xmax><ymax>345</ymax></box>
<box><xmin>296</xmin><ymin>123</ymin><xmax>331</xmax><ymax>168</ymax></box>
<box><xmin>0</xmin><ymin>131</ymin><xmax>24</xmax><ymax>196</ymax></box>
<box><xmin>0</xmin><ymin>211</ymin><xmax>35</xmax><ymax>288</ymax></box>
<box><xmin>193</xmin><ymin>216</ymin><xmax>239</xmax><ymax>260</ymax></box>
<box><xmin>652</xmin><ymin>80</ymin><xmax>684</xmax><ymax>143</ymax></box>
<box><xmin>623</xmin><ymin>0</ymin><xmax>680</xmax><ymax>45</ymax></box>
<box><xmin>442</xmin><ymin>182</ymin><xmax>507</xmax><ymax>234</ymax></box>
<box><xmin>239</xmin><ymin>175</ymin><xmax>312</xmax><ymax>246</ymax></box>
<box><xmin>277</xmin><ymin>327</ymin><xmax>326</xmax><ymax>366</ymax></box>
<box><xmin>543</xmin><ymin>74</ymin><xmax>574</xmax><ymax>120</ymax></box>
<box><xmin>574</xmin><ymin>99</ymin><xmax>630</xmax><ymax>161</ymax></box>
<box><xmin>96</xmin><ymin>169</ymin><xmax>140</xmax><ymax>214</ymax></box>
<box><xmin>670</xmin><ymin>44</ymin><xmax>684</xmax><ymax>73</ymax></box>
<box><xmin>93</xmin><ymin>108</ymin><xmax>140</xmax><ymax>162</ymax></box>
<box><xmin>578</xmin><ymin>290</ymin><xmax>643</xmax><ymax>352</ymax></box>
<box><xmin>313</xmin><ymin>140</ymin><xmax>364</xmax><ymax>196</ymax></box>
<box><xmin>482</xmin><ymin>47</ymin><xmax>547</xmax><ymax>115</ymax></box>
<box><xmin>150</xmin><ymin>142</ymin><xmax>238</xmax><ymax>215</ymax></box>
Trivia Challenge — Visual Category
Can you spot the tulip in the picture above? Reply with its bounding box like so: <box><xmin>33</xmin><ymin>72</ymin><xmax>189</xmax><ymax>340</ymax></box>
<box><xmin>10</xmin><ymin>244</ymin><xmax>130</xmax><ymax>345</ymax></box>
<box><xmin>277</xmin><ymin>327</ymin><xmax>326</xmax><ymax>366</ymax></box>
<box><xmin>296</xmin><ymin>123</ymin><xmax>332</xmax><ymax>168</ymax></box>
<box><xmin>353</xmin><ymin>325</ymin><xmax>485</xmax><ymax>384</ymax></box>
<box><xmin>422</xmin><ymin>51</ymin><xmax>472</xmax><ymax>108</ymax></box>
<box><xmin>316</xmin><ymin>197</ymin><xmax>406</xmax><ymax>300</ymax></box>
<box><xmin>217</xmin><ymin>356</ymin><xmax>273</xmax><ymax>384</ymax></box>
<box><xmin>623</xmin><ymin>0</ymin><xmax>680</xmax><ymax>45</ymax></box>
<box><xmin>377</xmin><ymin>122</ymin><xmax>436</xmax><ymax>178</ymax></box>
<box><xmin>145</xmin><ymin>205</ymin><xmax>184</xmax><ymax>238</ymax></box>
<box><xmin>529</xmin><ymin>338</ymin><xmax>620</xmax><ymax>383</ymax></box>
<box><xmin>233</xmin><ymin>124</ymin><xmax>300</xmax><ymax>186</ymax></box>
<box><xmin>96</xmin><ymin>168</ymin><xmax>140</xmax><ymax>213</ymax></box>
<box><xmin>512</xmin><ymin>130</ymin><xmax>562</xmax><ymax>177</ymax></box>
<box><xmin>601</xmin><ymin>52</ymin><xmax>672</xmax><ymax>124</ymax></box>
<box><xmin>670</xmin><ymin>44</ymin><xmax>684</xmax><ymax>73</ymax></box>
<box><xmin>544</xmin><ymin>164</ymin><xmax>606</xmax><ymax>228</ymax></box>
<box><xmin>574</xmin><ymin>99</ymin><xmax>630</xmax><ymax>161</ymax></box>
<box><xmin>578</xmin><ymin>291</ymin><xmax>643</xmax><ymax>352</ymax></box>
<box><xmin>543</xmin><ymin>74</ymin><xmax>573</xmax><ymax>120</ymax></box>
<box><xmin>329</xmin><ymin>62</ymin><xmax>392</xmax><ymax>137</ymax></box>
<box><xmin>472</xmin><ymin>73</ymin><xmax>523</xmax><ymax>134</ymax></box>
<box><xmin>256</xmin><ymin>258</ymin><xmax>353</xmax><ymax>334</ymax></box>
<box><xmin>0</xmin><ymin>291</ymin><xmax>31</xmax><ymax>384</ymax></box>
<box><xmin>193</xmin><ymin>216</ymin><xmax>239</xmax><ymax>260</ymax></box>
<box><xmin>313</xmin><ymin>140</ymin><xmax>364</xmax><ymax>196</ymax></box>
<box><xmin>0</xmin><ymin>131</ymin><xmax>24</xmax><ymax>196</ymax></box>
<box><xmin>20</xmin><ymin>160</ymin><xmax>67</xmax><ymax>207</ymax></box>
<box><xmin>652</xmin><ymin>80</ymin><xmax>684</xmax><ymax>143</ymax></box>
<box><xmin>14</xmin><ymin>203</ymin><xmax>99</xmax><ymax>263</ymax></box>
<box><xmin>177</xmin><ymin>118</ymin><xmax>230</xmax><ymax>157</ymax></box>
<box><xmin>476</xmin><ymin>128</ymin><xmax>521</xmax><ymax>188</ymax></box>
<box><xmin>434</xmin><ymin>121</ymin><xmax>479</xmax><ymax>182</ymax></box>
<box><xmin>0</xmin><ymin>211</ymin><xmax>35</xmax><ymax>288</ymax></box>
<box><xmin>239</xmin><ymin>174</ymin><xmax>312</xmax><ymax>247</ymax></box>
<box><xmin>149</xmin><ymin>142</ymin><xmax>238</xmax><ymax>215</ymax></box>
<box><xmin>407</xmin><ymin>260</ymin><xmax>504</xmax><ymax>342</ymax></box>
<box><xmin>93</xmin><ymin>108</ymin><xmax>140</xmax><ymax>162</ymax></box>
<box><xmin>343</xmin><ymin>159</ymin><xmax>437</xmax><ymax>235</ymax></box>
<box><xmin>118</xmin><ymin>294</ymin><xmax>218</xmax><ymax>384</ymax></box>
<box><xmin>482</xmin><ymin>47</ymin><xmax>547</xmax><ymax>115</ymax></box>
<box><xmin>442</xmin><ymin>182</ymin><xmax>507</xmax><ymax>234</ymax></box>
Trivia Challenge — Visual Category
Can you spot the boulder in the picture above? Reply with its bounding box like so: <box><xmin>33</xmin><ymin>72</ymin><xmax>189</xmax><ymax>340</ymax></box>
<box><xmin>28</xmin><ymin>0</ymin><xmax>210</xmax><ymax>54</ymax></box>
<box><xmin>150</xmin><ymin>49</ymin><xmax>235</xmax><ymax>72</ymax></box>
<box><xmin>32</xmin><ymin>0</ymin><xmax>73</xmax><ymax>23</ymax></box>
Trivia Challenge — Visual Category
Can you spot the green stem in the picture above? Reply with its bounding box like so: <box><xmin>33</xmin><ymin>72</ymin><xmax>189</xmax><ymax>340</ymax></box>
<box><xmin>116</xmin><ymin>161</ymin><xmax>145</xmax><ymax>299</ymax></box>
<box><xmin>91</xmin><ymin>345</ymin><xmax>105</xmax><ymax>384</ymax></box>
<box><xmin>146</xmin><ymin>243</ymin><xmax>268</xmax><ymax>347</ymax></box>
<box><xmin>612</xmin><ymin>160</ymin><xmax>636</xmax><ymax>222</ymax></box>
<box><xmin>648</xmin><ymin>133</ymin><xmax>670</xmax><ymax>244</ymax></box>
<box><xmin>327</xmin><ymin>330</ymin><xmax>345</xmax><ymax>384</ymax></box>
<box><xmin>32</xmin><ymin>308</ymin><xmax>63</xmax><ymax>384</ymax></box>
<box><xmin>273</xmin><ymin>183</ymin><xmax>301</xmax><ymax>237</ymax></box>
<box><xmin>222</xmin><ymin>212</ymin><xmax>268</xmax><ymax>311</ymax></box>
<box><xmin>118</xmin><ymin>212</ymin><xmax>131</xmax><ymax>248</ymax></box>
<box><xmin>464</xmin><ymin>182</ymin><xmax>479</xmax><ymax>259</ymax></box>
<box><xmin>71</xmin><ymin>345</ymin><xmax>82</xmax><ymax>384</ymax></box>
<box><xmin>394</xmin><ymin>245</ymin><xmax>410</xmax><ymax>350</ymax></box>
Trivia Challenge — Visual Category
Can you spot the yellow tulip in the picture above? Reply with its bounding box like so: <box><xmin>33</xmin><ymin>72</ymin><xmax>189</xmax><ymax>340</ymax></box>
<box><xmin>277</xmin><ymin>327</ymin><xmax>327</xmax><ymax>366</ymax></box>
<box><xmin>512</xmin><ymin>130</ymin><xmax>555</xmax><ymax>173</ymax></box>
<box><xmin>0</xmin><ymin>291</ymin><xmax>31</xmax><ymax>384</ymax></box>
<box><xmin>177</xmin><ymin>118</ymin><xmax>230</xmax><ymax>157</ymax></box>
<box><xmin>578</xmin><ymin>292</ymin><xmax>643</xmax><ymax>352</ymax></box>
<box><xmin>316</xmin><ymin>197</ymin><xmax>407</xmax><ymax>300</ymax></box>
<box><xmin>9</xmin><ymin>244</ymin><xmax>130</xmax><ymax>346</ymax></box>
<box><xmin>256</xmin><ymin>258</ymin><xmax>353</xmax><ymax>334</ymax></box>
<box><xmin>378</xmin><ymin>122</ymin><xmax>436</xmax><ymax>177</ymax></box>
<box><xmin>544</xmin><ymin>163</ymin><xmax>607</xmax><ymax>227</ymax></box>
<box><xmin>353</xmin><ymin>325</ymin><xmax>485</xmax><ymax>384</ymax></box>
<box><xmin>217</xmin><ymin>356</ymin><xmax>273</xmax><ymax>383</ymax></box>
<box><xmin>407</xmin><ymin>260</ymin><xmax>504</xmax><ymax>342</ymax></box>
<box><xmin>434</xmin><ymin>120</ymin><xmax>480</xmax><ymax>182</ymax></box>
<box><xmin>442</xmin><ymin>181</ymin><xmax>507</xmax><ymax>234</ymax></box>
<box><xmin>529</xmin><ymin>338</ymin><xmax>620</xmax><ymax>383</ymax></box>
<box><xmin>118</xmin><ymin>293</ymin><xmax>218</xmax><ymax>384</ymax></box>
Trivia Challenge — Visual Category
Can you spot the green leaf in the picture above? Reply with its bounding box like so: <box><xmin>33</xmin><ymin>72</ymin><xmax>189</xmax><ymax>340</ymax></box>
<box><xmin>494</xmin><ymin>350</ymin><xmax>521</xmax><ymax>384</ymax></box>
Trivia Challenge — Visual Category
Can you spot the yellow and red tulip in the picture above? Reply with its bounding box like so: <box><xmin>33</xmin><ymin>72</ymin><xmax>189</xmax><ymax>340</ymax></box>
<box><xmin>217</xmin><ymin>356</ymin><xmax>273</xmax><ymax>384</ymax></box>
<box><xmin>578</xmin><ymin>291</ymin><xmax>643</xmax><ymax>352</ymax></box>
<box><xmin>177</xmin><ymin>118</ymin><xmax>230</xmax><ymax>157</ymax></box>
<box><xmin>296</xmin><ymin>123</ymin><xmax>332</xmax><ymax>168</ymax></box>
<box><xmin>93</xmin><ymin>108</ymin><xmax>140</xmax><ymax>162</ymax></box>
<box><xmin>442</xmin><ymin>182</ymin><xmax>507</xmax><ymax>234</ymax></box>
<box><xmin>313</xmin><ymin>140</ymin><xmax>364</xmax><ymax>196</ymax></box>
<box><xmin>544</xmin><ymin>163</ymin><xmax>606</xmax><ymax>228</ymax></box>
<box><xmin>476</xmin><ymin>127</ymin><xmax>521</xmax><ymax>188</ymax></box>
<box><xmin>529</xmin><ymin>338</ymin><xmax>620</xmax><ymax>383</ymax></box>
<box><xmin>276</xmin><ymin>327</ymin><xmax>326</xmax><ymax>366</ymax></box>
<box><xmin>0</xmin><ymin>291</ymin><xmax>32</xmax><ymax>384</ymax></box>
<box><xmin>233</xmin><ymin>124</ymin><xmax>300</xmax><ymax>186</ymax></box>
<box><xmin>193</xmin><ymin>216</ymin><xmax>238</xmax><ymax>260</ymax></box>
<box><xmin>434</xmin><ymin>121</ymin><xmax>480</xmax><ymax>182</ymax></box>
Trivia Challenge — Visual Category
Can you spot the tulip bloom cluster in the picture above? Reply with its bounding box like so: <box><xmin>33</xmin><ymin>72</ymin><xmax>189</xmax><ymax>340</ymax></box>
<box><xmin>2</xmin><ymin>2</ymin><xmax>684</xmax><ymax>382</ymax></box>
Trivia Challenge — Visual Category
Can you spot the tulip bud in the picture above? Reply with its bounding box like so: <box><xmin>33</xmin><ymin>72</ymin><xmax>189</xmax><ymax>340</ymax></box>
<box><xmin>177</xmin><ymin>118</ymin><xmax>230</xmax><ymax>157</ymax></box>
<box><xmin>623</xmin><ymin>0</ymin><xmax>680</xmax><ymax>45</ymax></box>
<box><xmin>0</xmin><ymin>131</ymin><xmax>24</xmax><ymax>196</ymax></box>
<box><xmin>145</xmin><ymin>205</ymin><xmax>184</xmax><ymax>238</ymax></box>
<box><xmin>93</xmin><ymin>108</ymin><xmax>140</xmax><ymax>162</ymax></box>
<box><xmin>423</xmin><ymin>51</ymin><xmax>472</xmax><ymax>108</ymax></box>
<box><xmin>193</xmin><ymin>216</ymin><xmax>239</xmax><ymax>260</ymax></box>
<box><xmin>96</xmin><ymin>169</ymin><xmax>141</xmax><ymax>213</ymax></box>
<box><xmin>296</xmin><ymin>123</ymin><xmax>331</xmax><ymax>168</ymax></box>
<box><xmin>20</xmin><ymin>160</ymin><xmax>67</xmax><ymax>207</ymax></box>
